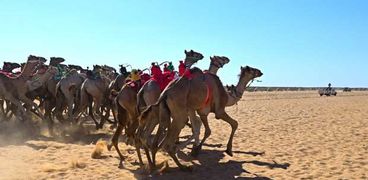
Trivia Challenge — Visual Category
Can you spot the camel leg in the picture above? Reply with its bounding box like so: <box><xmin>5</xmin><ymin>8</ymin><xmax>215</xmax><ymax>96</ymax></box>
<box><xmin>2</xmin><ymin>95</ymin><xmax>28</xmax><ymax>121</ymax></box>
<box><xmin>18</xmin><ymin>94</ymin><xmax>45</xmax><ymax>120</ymax></box>
<box><xmin>216</xmin><ymin>112</ymin><xmax>238</xmax><ymax>156</ymax></box>
<box><xmin>191</xmin><ymin>115</ymin><xmax>211</xmax><ymax>156</ymax></box>
<box><xmin>4</xmin><ymin>100</ymin><xmax>12</xmax><ymax>118</ymax></box>
<box><xmin>108</xmin><ymin>123</ymin><xmax>125</xmax><ymax>168</ymax></box>
<box><xmin>135</xmin><ymin>144</ymin><xmax>144</xmax><ymax>167</ymax></box>
<box><xmin>160</xmin><ymin>111</ymin><xmax>190</xmax><ymax>170</ymax></box>
<box><xmin>44</xmin><ymin>99</ymin><xmax>55</xmax><ymax>135</ymax></box>
<box><xmin>88</xmin><ymin>98</ymin><xmax>99</xmax><ymax>129</ymax></box>
<box><xmin>177</xmin><ymin>110</ymin><xmax>202</xmax><ymax>151</ymax></box>
<box><xmin>168</xmin><ymin>151</ymin><xmax>192</xmax><ymax>171</ymax></box>
<box><xmin>143</xmin><ymin>147</ymin><xmax>154</xmax><ymax>171</ymax></box>
<box><xmin>73</xmin><ymin>88</ymin><xmax>88</xmax><ymax>124</ymax></box>
<box><xmin>65</xmin><ymin>94</ymin><xmax>75</xmax><ymax>123</ymax></box>
<box><xmin>0</xmin><ymin>99</ymin><xmax>4</xmax><ymax>118</ymax></box>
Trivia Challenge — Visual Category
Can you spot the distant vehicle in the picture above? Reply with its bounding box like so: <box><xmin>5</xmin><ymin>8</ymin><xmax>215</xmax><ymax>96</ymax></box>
<box><xmin>343</xmin><ymin>87</ymin><xmax>352</xmax><ymax>92</ymax></box>
<box><xmin>318</xmin><ymin>88</ymin><xmax>337</xmax><ymax>96</ymax></box>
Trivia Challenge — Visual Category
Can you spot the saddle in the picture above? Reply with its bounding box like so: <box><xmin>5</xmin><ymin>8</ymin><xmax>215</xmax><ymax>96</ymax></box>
<box><xmin>0</xmin><ymin>71</ymin><xmax>17</xmax><ymax>78</ymax></box>
<box><xmin>151</xmin><ymin>72</ymin><xmax>175</xmax><ymax>91</ymax></box>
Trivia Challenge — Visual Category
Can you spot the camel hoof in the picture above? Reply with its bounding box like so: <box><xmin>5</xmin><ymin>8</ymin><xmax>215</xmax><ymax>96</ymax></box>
<box><xmin>225</xmin><ymin>149</ymin><xmax>233</xmax><ymax>157</ymax></box>
<box><xmin>118</xmin><ymin>162</ymin><xmax>124</xmax><ymax>169</ymax></box>
<box><xmin>181</xmin><ymin>165</ymin><xmax>193</xmax><ymax>172</ymax></box>
<box><xmin>107</xmin><ymin>144</ymin><xmax>113</xmax><ymax>151</ymax></box>
<box><xmin>190</xmin><ymin>145</ymin><xmax>201</xmax><ymax>157</ymax></box>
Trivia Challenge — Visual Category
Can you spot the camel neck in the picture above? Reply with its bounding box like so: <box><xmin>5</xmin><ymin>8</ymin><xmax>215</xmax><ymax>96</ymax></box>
<box><xmin>21</xmin><ymin>62</ymin><xmax>38</xmax><ymax>77</ymax></box>
<box><xmin>38</xmin><ymin>68</ymin><xmax>55</xmax><ymax>82</ymax></box>
<box><xmin>207</xmin><ymin>62</ymin><xmax>219</xmax><ymax>75</ymax></box>
<box><xmin>184</xmin><ymin>57</ymin><xmax>197</xmax><ymax>68</ymax></box>
<box><xmin>226</xmin><ymin>73</ymin><xmax>253</xmax><ymax>106</ymax></box>
<box><xmin>235</xmin><ymin>74</ymin><xmax>253</xmax><ymax>97</ymax></box>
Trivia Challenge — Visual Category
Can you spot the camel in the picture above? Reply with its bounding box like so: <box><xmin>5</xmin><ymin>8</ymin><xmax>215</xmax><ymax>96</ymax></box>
<box><xmin>108</xmin><ymin>50</ymin><xmax>204</xmax><ymax>168</ymax></box>
<box><xmin>0</xmin><ymin>56</ymin><xmax>43</xmax><ymax>120</ymax></box>
<box><xmin>0</xmin><ymin>62</ymin><xmax>22</xmax><ymax>115</ymax></box>
<box><xmin>74</xmin><ymin>73</ymin><xmax>112</xmax><ymax>129</ymax></box>
<box><xmin>109</xmin><ymin>65</ymin><xmax>130</xmax><ymax>92</ymax></box>
<box><xmin>139</xmin><ymin>66</ymin><xmax>263</xmax><ymax>170</ymax></box>
<box><xmin>137</xmin><ymin>50</ymin><xmax>205</xmax><ymax>112</ymax></box>
<box><xmin>54</xmin><ymin>69</ymin><xmax>86</xmax><ymax>124</ymax></box>
<box><xmin>135</xmin><ymin>55</ymin><xmax>230</xmax><ymax>165</ymax></box>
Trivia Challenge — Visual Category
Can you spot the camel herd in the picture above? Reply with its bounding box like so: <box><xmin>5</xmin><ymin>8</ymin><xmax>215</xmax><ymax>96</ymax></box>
<box><xmin>0</xmin><ymin>50</ymin><xmax>263</xmax><ymax>172</ymax></box>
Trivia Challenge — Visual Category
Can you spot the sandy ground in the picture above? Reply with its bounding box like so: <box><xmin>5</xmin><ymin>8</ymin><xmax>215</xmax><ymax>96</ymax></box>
<box><xmin>0</xmin><ymin>91</ymin><xmax>367</xmax><ymax>179</ymax></box>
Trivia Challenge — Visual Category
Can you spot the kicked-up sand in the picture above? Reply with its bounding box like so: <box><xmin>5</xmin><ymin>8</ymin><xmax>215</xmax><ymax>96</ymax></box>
<box><xmin>0</xmin><ymin>91</ymin><xmax>367</xmax><ymax>179</ymax></box>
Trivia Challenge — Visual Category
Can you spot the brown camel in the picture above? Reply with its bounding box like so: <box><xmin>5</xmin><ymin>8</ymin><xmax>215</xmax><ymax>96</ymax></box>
<box><xmin>74</xmin><ymin>74</ymin><xmax>112</xmax><ymax>129</ymax></box>
<box><xmin>54</xmin><ymin>69</ymin><xmax>86</xmax><ymax>123</ymax></box>
<box><xmin>137</xmin><ymin>50</ymin><xmax>205</xmax><ymax>112</ymax></box>
<box><xmin>139</xmin><ymin>66</ymin><xmax>263</xmax><ymax>170</ymax></box>
<box><xmin>0</xmin><ymin>57</ymin><xmax>43</xmax><ymax>120</ymax></box>
<box><xmin>109</xmin><ymin>50</ymin><xmax>204</xmax><ymax>168</ymax></box>
<box><xmin>136</xmin><ymin>55</ymin><xmax>230</xmax><ymax>162</ymax></box>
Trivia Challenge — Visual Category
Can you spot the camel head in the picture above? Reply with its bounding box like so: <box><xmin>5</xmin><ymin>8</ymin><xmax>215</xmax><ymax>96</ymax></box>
<box><xmin>184</xmin><ymin>49</ymin><xmax>204</xmax><ymax>68</ymax></box>
<box><xmin>210</xmin><ymin>56</ymin><xmax>230</xmax><ymax>68</ymax></box>
<box><xmin>50</xmin><ymin>57</ymin><xmax>65</xmax><ymax>66</ymax></box>
<box><xmin>28</xmin><ymin>55</ymin><xmax>47</xmax><ymax>63</ymax></box>
<box><xmin>21</xmin><ymin>59</ymin><xmax>43</xmax><ymax>76</ymax></box>
<box><xmin>68</xmin><ymin>64</ymin><xmax>83</xmax><ymax>71</ymax></box>
<box><xmin>93</xmin><ymin>65</ymin><xmax>102</xmax><ymax>71</ymax></box>
<box><xmin>102</xmin><ymin>65</ymin><xmax>116</xmax><ymax>73</ymax></box>
<box><xmin>240</xmin><ymin>66</ymin><xmax>263</xmax><ymax>82</ymax></box>
<box><xmin>2</xmin><ymin>62</ymin><xmax>21</xmax><ymax>72</ymax></box>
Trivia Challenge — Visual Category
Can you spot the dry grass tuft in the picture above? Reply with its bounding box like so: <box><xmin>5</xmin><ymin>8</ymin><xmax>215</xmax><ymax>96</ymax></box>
<box><xmin>70</xmin><ymin>158</ymin><xmax>87</xmax><ymax>169</ymax></box>
<box><xmin>91</xmin><ymin>140</ymin><xmax>107</xmax><ymax>159</ymax></box>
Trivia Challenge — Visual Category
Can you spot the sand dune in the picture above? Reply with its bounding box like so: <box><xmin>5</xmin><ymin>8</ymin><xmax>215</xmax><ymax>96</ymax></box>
<box><xmin>0</xmin><ymin>91</ymin><xmax>367</xmax><ymax>179</ymax></box>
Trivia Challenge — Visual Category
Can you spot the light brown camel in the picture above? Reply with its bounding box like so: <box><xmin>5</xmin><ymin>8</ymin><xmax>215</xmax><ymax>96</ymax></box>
<box><xmin>109</xmin><ymin>50</ymin><xmax>204</xmax><ymax>168</ymax></box>
<box><xmin>54</xmin><ymin>69</ymin><xmax>86</xmax><ymax>123</ymax></box>
<box><xmin>0</xmin><ymin>57</ymin><xmax>43</xmax><ymax>120</ymax></box>
<box><xmin>139</xmin><ymin>66</ymin><xmax>263</xmax><ymax>170</ymax></box>
<box><xmin>74</xmin><ymin>74</ymin><xmax>111</xmax><ymax>129</ymax></box>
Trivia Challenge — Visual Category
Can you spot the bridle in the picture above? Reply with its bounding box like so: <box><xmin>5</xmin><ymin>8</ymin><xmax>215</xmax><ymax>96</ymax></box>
<box><xmin>230</xmin><ymin>70</ymin><xmax>258</xmax><ymax>99</ymax></box>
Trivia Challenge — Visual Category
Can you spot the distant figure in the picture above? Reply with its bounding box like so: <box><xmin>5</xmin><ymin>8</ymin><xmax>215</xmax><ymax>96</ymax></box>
<box><xmin>327</xmin><ymin>83</ymin><xmax>332</xmax><ymax>90</ymax></box>
<box><xmin>150</xmin><ymin>62</ymin><xmax>162</xmax><ymax>79</ymax></box>
<box><xmin>130</xmin><ymin>69</ymin><xmax>141</xmax><ymax>87</ymax></box>
<box><xmin>178</xmin><ymin>60</ymin><xmax>186</xmax><ymax>76</ymax></box>
<box><xmin>163</xmin><ymin>63</ymin><xmax>170</xmax><ymax>73</ymax></box>
<box><xmin>167</xmin><ymin>62</ymin><xmax>174</xmax><ymax>72</ymax></box>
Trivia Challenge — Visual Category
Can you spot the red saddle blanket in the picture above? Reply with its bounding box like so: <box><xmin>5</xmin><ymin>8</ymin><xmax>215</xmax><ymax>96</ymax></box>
<box><xmin>151</xmin><ymin>72</ymin><xmax>175</xmax><ymax>91</ymax></box>
<box><xmin>0</xmin><ymin>71</ymin><xmax>19</xmax><ymax>78</ymax></box>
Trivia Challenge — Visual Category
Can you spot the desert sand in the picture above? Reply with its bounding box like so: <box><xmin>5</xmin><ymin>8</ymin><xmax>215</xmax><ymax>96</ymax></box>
<box><xmin>0</xmin><ymin>91</ymin><xmax>367</xmax><ymax>179</ymax></box>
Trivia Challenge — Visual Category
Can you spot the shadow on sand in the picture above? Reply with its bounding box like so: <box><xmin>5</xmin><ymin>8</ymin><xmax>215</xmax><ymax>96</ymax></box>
<box><xmin>131</xmin><ymin>147</ymin><xmax>289</xmax><ymax>180</ymax></box>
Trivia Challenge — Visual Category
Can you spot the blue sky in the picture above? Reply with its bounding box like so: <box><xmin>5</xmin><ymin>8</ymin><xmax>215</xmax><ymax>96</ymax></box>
<box><xmin>1</xmin><ymin>0</ymin><xmax>367</xmax><ymax>87</ymax></box>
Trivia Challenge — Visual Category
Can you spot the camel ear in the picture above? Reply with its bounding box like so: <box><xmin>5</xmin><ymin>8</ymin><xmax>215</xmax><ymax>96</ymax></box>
<box><xmin>210</xmin><ymin>56</ymin><xmax>213</xmax><ymax>60</ymax></box>
<box><xmin>185</xmin><ymin>50</ymin><xmax>188</xmax><ymax>54</ymax></box>
<box><xmin>241</xmin><ymin>66</ymin><xmax>243</xmax><ymax>70</ymax></box>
